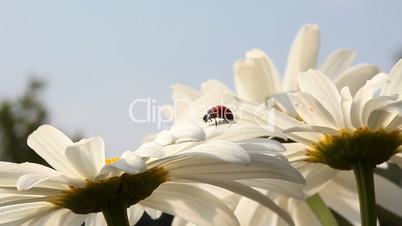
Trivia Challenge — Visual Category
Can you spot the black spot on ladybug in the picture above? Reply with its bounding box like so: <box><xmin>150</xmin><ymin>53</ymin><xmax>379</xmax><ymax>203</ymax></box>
<box><xmin>203</xmin><ymin>105</ymin><xmax>234</xmax><ymax>127</ymax></box>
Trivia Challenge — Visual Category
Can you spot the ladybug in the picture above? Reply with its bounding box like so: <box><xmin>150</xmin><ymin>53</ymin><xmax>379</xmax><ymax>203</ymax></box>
<box><xmin>203</xmin><ymin>105</ymin><xmax>234</xmax><ymax>127</ymax></box>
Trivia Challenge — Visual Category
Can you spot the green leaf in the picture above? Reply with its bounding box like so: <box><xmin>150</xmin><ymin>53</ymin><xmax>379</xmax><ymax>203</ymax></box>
<box><xmin>306</xmin><ymin>194</ymin><xmax>339</xmax><ymax>226</ymax></box>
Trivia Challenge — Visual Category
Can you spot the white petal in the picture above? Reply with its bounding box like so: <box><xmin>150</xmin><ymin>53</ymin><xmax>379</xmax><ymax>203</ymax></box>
<box><xmin>191</xmin><ymin>178</ymin><xmax>295</xmax><ymax>226</ymax></box>
<box><xmin>238</xmin><ymin>139</ymin><xmax>286</xmax><ymax>157</ymax></box>
<box><xmin>0</xmin><ymin>202</ymin><xmax>53</xmax><ymax>224</ymax></box>
<box><xmin>128</xmin><ymin>204</ymin><xmax>145</xmax><ymax>225</ymax></box>
<box><xmin>319</xmin><ymin>49</ymin><xmax>356</xmax><ymax>80</ymax></box>
<box><xmin>284</xmin><ymin>125</ymin><xmax>339</xmax><ymax>135</ymax></box>
<box><xmin>270</xmin><ymin>93</ymin><xmax>299</xmax><ymax>117</ymax></box>
<box><xmin>0</xmin><ymin>162</ymin><xmax>81</xmax><ymax>190</ymax></box>
<box><xmin>166</xmin><ymin>153</ymin><xmax>305</xmax><ymax>184</ymax></box>
<box><xmin>201</xmin><ymin>80</ymin><xmax>233</xmax><ymax>95</ymax></box>
<box><xmin>17</xmin><ymin>174</ymin><xmax>58</xmax><ymax>191</ymax></box>
<box><xmin>178</xmin><ymin>141</ymin><xmax>250</xmax><ymax>165</ymax></box>
<box><xmin>390</xmin><ymin>152</ymin><xmax>402</xmax><ymax>167</ymax></box>
<box><xmin>234</xmin><ymin>49</ymin><xmax>282</xmax><ymax>103</ymax></box>
<box><xmin>98</xmin><ymin>152</ymin><xmax>145</xmax><ymax>176</ymax></box>
<box><xmin>171</xmin><ymin>84</ymin><xmax>201</xmax><ymax>117</ymax></box>
<box><xmin>134</xmin><ymin>142</ymin><xmax>165</xmax><ymax>158</ymax></box>
<box><xmin>374</xmin><ymin>174</ymin><xmax>402</xmax><ymax>217</ymax></box>
<box><xmin>340</xmin><ymin>87</ymin><xmax>354</xmax><ymax>130</ymax></box>
<box><xmin>145</xmin><ymin>207</ymin><xmax>162</xmax><ymax>219</ymax></box>
<box><xmin>334</xmin><ymin>64</ymin><xmax>380</xmax><ymax>96</ymax></box>
<box><xmin>385</xmin><ymin>114</ymin><xmax>402</xmax><ymax>131</ymax></box>
<box><xmin>298</xmin><ymin>70</ymin><xmax>343</xmax><ymax>126</ymax></box>
<box><xmin>240</xmin><ymin>178</ymin><xmax>304</xmax><ymax>199</ymax></box>
<box><xmin>284</xmin><ymin>24</ymin><xmax>320</xmax><ymax>91</ymax></box>
<box><xmin>301</xmin><ymin>164</ymin><xmax>338</xmax><ymax>196</ymax></box>
<box><xmin>362</xmin><ymin>95</ymin><xmax>398</xmax><ymax>127</ymax></box>
<box><xmin>141</xmin><ymin>183</ymin><xmax>240</xmax><ymax>226</ymax></box>
<box><xmin>27</xmin><ymin>125</ymin><xmax>78</xmax><ymax>178</ymax></box>
<box><xmin>24</xmin><ymin>209</ymin><xmax>86</xmax><ymax>226</ymax></box>
<box><xmin>171</xmin><ymin>123</ymin><xmax>206</xmax><ymax>143</ymax></box>
<box><xmin>351</xmin><ymin>73</ymin><xmax>389</xmax><ymax>128</ymax></box>
<box><xmin>289</xmin><ymin>199</ymin><xmax>321</xmax><ymax>226</ymax></box>
<box><xmin>85</xmin><ymin>213</ymin><xmax>106</xmax><ymax>226</ymax></box>
<box><xmin>288</xmin><ymin>92</ymin><xmax>337</xmax><ymax>127</ymax></box>
<box><xmin>381</xmin><ymin>59</ymin><xmax>402</xmax><ymax>97</ymax></box>
<box><xmin>154</xmin><ymin>130</ymin><xmax>174</xmax><ymax>146</ymax></box>
<box><xmin>65</xmin><ymin>137</ymin><xmax>105</xmax><ymax>179</ymax></box>
<box><xmin>320</xmin><ymin>176</ymin><xmax>361</xmax><ymax>225</ymax></box>
<box><xmin>283</xmin><ymin>143</ymin><xmax>310</xmax><ymax>163</ymax></box>
<box><xmin>172</xmin><ymin>217</ymin><xmax>196</xmax><ymax>226</ymax></box>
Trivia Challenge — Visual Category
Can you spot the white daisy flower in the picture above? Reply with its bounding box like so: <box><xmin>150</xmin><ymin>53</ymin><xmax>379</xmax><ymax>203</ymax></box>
<box><xmin>242</xmin><ymin>62</ymin><xmax>402</xmax><ymax>226</ymax></box>
<box><xmin>0</xmin><ymin>124</ymin><xmax>304</xmax><ymax>226</ymax></box>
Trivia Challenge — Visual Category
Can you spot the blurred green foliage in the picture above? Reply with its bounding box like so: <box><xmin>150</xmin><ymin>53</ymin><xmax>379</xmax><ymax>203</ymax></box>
<box><xmin>0</xmin><ymin>78</ymin><xmax>48</xmax><ymax>165</ymax></box>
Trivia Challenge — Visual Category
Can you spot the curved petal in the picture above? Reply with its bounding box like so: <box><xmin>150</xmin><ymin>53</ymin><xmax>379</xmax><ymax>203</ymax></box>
<box><xmin>128</xmin><ymin>204</ymin><xmax>145</xmax><ymax>225</ymax></box>
<box><xmin>0</xmin><ymin>162</ymin><xmax>80</xmax><ymax>189</ymax></box>
<box><xmin>381</xmin><ymin>59</ymin><xmax>402</xmax><ymax>97</ymax></box>
<box><xmin>201</xmin><ymin>80</ymin><xmax>232</xmax><ymax>95</ymax></box>
<box><xmin>27</xmin><ymin>125</ymin><xmax>78</xmax><ymax>178</ymax></box>
<box><xmin>284</xmin><ymin>24</ymin><xmax>320</xmax><ymax>91</ymax></box>
<box><xmin>24</xmin><ymin>209</ymin><xmax>86</xmax><ymax>226</ymax></box>
<box><xmin>170</xmin><ymin>123</ymin><xmax>206</xmax><ymax>143</ymax></box>
<box><xmin>289</xmin><ymin>199</ymin><xmax>321</xmax><ymax>226</ymax></box>
<box><xmin>171</xmin><ymin>84</ymin><xmax>201</xmax><ymax>117</ymax></box>
<box><xmin>374</xmin><ymin>174</ymin><xmax>402</xmax><ymax>217</ymax></box>
<box><xmin>141</xmin><ymin>183</ymin><xmax>240</xmax><ymax>226</ymax></box>
<box><xmin>145</xmin><ymin>207</ymin><xmax>162</xmax><ymax>219</ymax></box>
<box><xmin>334</xmin><ymin>64</ymin><xmax>379</xmax><ymax>96</ymax></box>
<box><xmin>0</xmin><ymin>202</ymin><xmax>53</xmax><ymax>225</ymax></box>
<box><xmin>190</xmin><ymin>179</ymin><xmax>295</xmax><ymax>226</ymax></box>
<box><xmin>178</xmin><ymin>141</ymin><xmax>250</xmax><ymax>165</ymax></box>
<box><xmin>320</xmin><ymin>49</ymin><xmax>356</xmax><ymax>80</ymax></box>
<box><xmin>288</xmin><ymin>92</ymin><xmax>337</xmax><ymax>127</ymax></box>
<box><xmin>134</xmin><ymin>142</ymin><xmax>165</xmax><ymax>158</ymax></box>
<box><xmin>298</xmin><ymin>70</ymin><xmax>343</xmax><ymax>126</ymax></box>
<box><xmin>65</xmin><ymin>137</ymin><xmax>105</xmax><ymax>179</ymax></box>
<box><xmin>234</xmin><ymin>49</ymin><xmax>282</xmax><ymax>103</ymax></box>
<box><xmin>390</xmin><ymin>152</ymin><xmax>402</xmax><ymax>167</ymax></box>
<box><xmin>98</xmin><ymin>152</ymin><xmax>145</xmax><ymax>176</ymax></box>
<box><xmin>351</xmin><ymin>73</ymin><xmax>389</xmax><ymax>128</ymax></box>
<box><xmin>166</xmin><ymin>153</ymin><xmax>305</xmax><ymax>184</ymax></box>
<box><xmin>85</xmin><ymin>213</ymin><xmax>106</xmax><ymax>226</ymax></box>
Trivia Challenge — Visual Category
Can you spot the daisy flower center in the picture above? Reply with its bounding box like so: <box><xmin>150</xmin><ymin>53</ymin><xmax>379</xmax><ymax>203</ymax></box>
<box><xmin>105</xmin><ymin>157</ymin><xmax>120</xmax><ymax>165</ymax></box>
<box><xmin>50</xmin><ymin>167</ymin><xmax>168</xmax><ymax>214</ymax></box>
<box><xmin>306</xmin><ymin>128</ymin><xmax>402</xmax><ymax>170</ymax></box>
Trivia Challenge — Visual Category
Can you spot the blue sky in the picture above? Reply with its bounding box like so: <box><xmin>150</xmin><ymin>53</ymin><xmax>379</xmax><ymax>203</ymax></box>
<box><xmin>0</xmin><ymin>0</ymin><xmax>401</xmax><ymax>156</ymax></box>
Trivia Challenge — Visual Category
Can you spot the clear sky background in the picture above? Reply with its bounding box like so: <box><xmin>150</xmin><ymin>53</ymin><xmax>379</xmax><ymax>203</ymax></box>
<box><xmin>0</xmin><ymin>0</ymin><xmax>401</xmax><ymax>156</ymax></box>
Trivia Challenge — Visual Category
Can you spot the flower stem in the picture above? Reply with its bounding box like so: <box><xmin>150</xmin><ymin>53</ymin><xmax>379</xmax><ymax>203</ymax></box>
<box><xmin>352</xmin><ymin>161</ymin><xmax>376</xmax><ymax>226</ymax></box>
<box><xmin>306</xmin><ymin>194</ymin><xmax>339</xmax><ymax>226</ymax></box>
<box><xmin>101</xmin><ymin>201</ymin><xmax>129</xmax><ymax>226</ymax></box>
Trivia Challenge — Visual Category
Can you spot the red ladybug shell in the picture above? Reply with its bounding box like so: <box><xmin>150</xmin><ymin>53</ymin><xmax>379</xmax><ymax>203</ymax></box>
<box><xmin>203</xmin><ymin>105</ymin><xmax>234</xmax><ymax>123</ymax></box>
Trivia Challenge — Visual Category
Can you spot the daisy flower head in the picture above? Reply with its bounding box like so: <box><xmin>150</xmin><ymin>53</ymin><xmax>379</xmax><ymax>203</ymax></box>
<box><xmin>217</xmin><ymin>61</ymin><xmax>402</xmax><ymax>226</ymax></box>
<box><xmin>284</xmin><ymin>63</ymin><xmax>402</xmax><ymax>169</ymax></box>
<box><xmin>268</xmin><ymin>61</ymin><xmax>402</xmax><ymax>226</ymax></box>
<box><xmin>0</xmin><ymin>123</ymin><xmax>305</xmax><ymax>226</ymax></box>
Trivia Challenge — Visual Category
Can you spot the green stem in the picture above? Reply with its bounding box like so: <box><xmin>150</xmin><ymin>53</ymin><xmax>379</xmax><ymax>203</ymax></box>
<box><xmin>306</xmin><ymin>194</ymin><xmax>339</xmax><ymax>226</ymax></box>
<box><xmin>352</xmin><ymin>161</ymin><xmax>376</xmax><ymax>226</ymax></box>
<box><xmin>101</xmin><ymin>201</ymin><xmax>130</xmax><ymax>226</ymax></box>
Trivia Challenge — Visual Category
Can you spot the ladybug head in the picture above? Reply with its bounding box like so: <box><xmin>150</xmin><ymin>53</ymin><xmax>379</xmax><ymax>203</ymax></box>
<box><xmin>202</xmin><ymin>114</ymin><xmax>208</xmax><ymax>122</ymax></box>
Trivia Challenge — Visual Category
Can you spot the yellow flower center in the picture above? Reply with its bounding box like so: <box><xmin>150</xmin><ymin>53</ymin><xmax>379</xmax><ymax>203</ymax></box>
<box><xmin>50</xmin><ymin>167</ymin><xmax>168</xmax><ymax>214</ymax></box>
<box><xmin>105</xmin><ymin>157</ymin><xmax>120</xmax><ymax>165</ymax></box>
<box><xmin>306</xmin><ymin>128</ymin><xmax>402</xmax><ymax>170</ymax></box>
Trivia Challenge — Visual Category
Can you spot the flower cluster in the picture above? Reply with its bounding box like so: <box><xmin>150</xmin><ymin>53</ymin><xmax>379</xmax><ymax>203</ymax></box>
<box><xmin>0</xmin><ymin>24</ymin><xmax>401</xmax><ymax>226</ymax></box>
